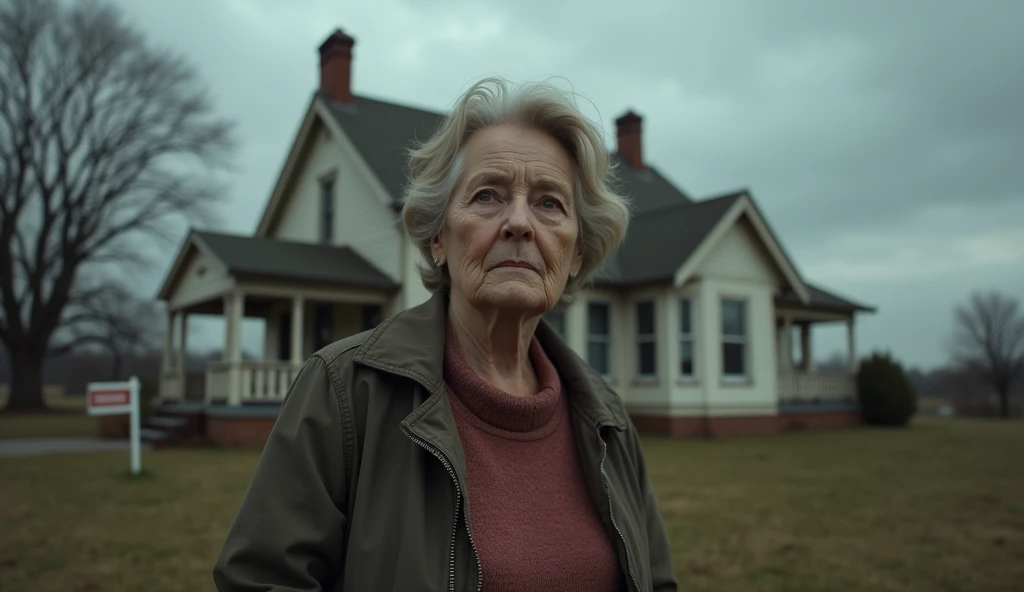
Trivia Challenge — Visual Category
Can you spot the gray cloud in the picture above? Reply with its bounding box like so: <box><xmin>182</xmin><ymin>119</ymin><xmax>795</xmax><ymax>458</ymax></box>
<box><xmin>112</xmin><ymin>0</ymin><xmax>1024</xmax><ymax>368</ymax></box>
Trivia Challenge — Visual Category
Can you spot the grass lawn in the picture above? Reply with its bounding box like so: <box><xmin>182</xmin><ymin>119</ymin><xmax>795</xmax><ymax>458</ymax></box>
<box><xmin>1</xmin><ymin>418</ymin><xmax>1021</xmax><ymax>591</ymax></box>
<box><xmin>0</xmin><ymin>413</ymin><xmax>97</xmax><ymax>440</ymax></box>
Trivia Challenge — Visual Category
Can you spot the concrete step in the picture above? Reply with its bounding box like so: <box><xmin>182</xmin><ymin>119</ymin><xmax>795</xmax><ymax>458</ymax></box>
<box><xmin>140</xmin><ymin>427</ymin><xmax>170</xmax><ymax>441</ymax></box>
<box><xmin>146</xmin><ymin>416</ymin><xmax>188</xmax><ymax>430</ymax></box>
<box><xmin>140</xmin><ymin>427</ymin><xmax>175</xmax><ymax>450</ymax></box>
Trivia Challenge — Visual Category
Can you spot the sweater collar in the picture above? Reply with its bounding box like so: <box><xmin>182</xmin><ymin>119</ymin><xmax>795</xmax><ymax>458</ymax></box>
<box><xmin>353</xmin><ymin>291</ymin><xmax>628</xmax><ymax>432</ymax></box>
<box><xmin>443</xmin><ymin>330</ymin><xmax>562</xmax><ymax>433</ymax></box>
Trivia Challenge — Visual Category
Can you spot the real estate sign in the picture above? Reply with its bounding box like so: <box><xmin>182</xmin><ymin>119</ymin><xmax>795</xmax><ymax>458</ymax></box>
<box><xmin>86</xmin><ymin>376</ymin><xmax>142</xmax><ymax>475</ymax></box>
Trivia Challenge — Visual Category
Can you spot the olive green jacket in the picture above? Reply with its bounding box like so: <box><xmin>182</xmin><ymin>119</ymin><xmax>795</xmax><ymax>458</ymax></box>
<box><xmin>213</xmin><ymin>292</ymin><xmax>677</xmax><ymax>591</ymax></box>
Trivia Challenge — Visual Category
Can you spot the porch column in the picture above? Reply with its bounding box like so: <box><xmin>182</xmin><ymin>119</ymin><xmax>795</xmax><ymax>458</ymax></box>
<box><xmin>160</xmin><ymin>310</ymin><xmax>177</xmax><ymax>401</ymax></box>
<box><xmin>177</xmin><ymin>312</ymin><xmax>189</xmax><ymax>384</ymax></box>
<box><xmin>291</xmin><ymin>295</ymin><xmax>305</xmax><ymax>366</ymax></box>
<box><xmin>801</xmin><ymin>323</ymin><xmax>814</xmax><ymax>371</ymax></box>
<box><xmin>162</xmin><ymin>310</ymin><xmax>175</xmax><ymax>375</ymax></box>
<box><xmin>847</xmin><ymin>317</ymin><xmax>857</xmax><ymax>371</ymax></box>
<box><xmin>225</xmin><ymin>291</ymin><xmax>244</xmax><ymax>406</ymax></box>
<box><xmin>780</xmin><ymin>315</ymin><xmax>792</xmax><ymax>371</ymax></box>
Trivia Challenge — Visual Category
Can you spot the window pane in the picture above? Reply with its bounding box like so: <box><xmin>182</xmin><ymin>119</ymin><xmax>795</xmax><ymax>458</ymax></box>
<box><xmin>638</xmin><ymin>342</ymin><xmax>656</xmax><ymax>376</ymax></box>
<box><xmin>636</xmin><ymin>301</ymin><xmax>655</xmax><ymax>334</ymax></box>
<box><xmin>680</xmin><ymin>299</ymin><xmax>691</xmax><ymax>334</ymax></box>
<box><xmin>587</xmin><ymin>342</ymin><xmax>609</xmax><ymax>375</ymax></box>
<box><xmin>680</xmin><ymin>339</ymin><xmax>694</xmax><ymax>376</ymax></box>
<box><xmin>722</xmin><ymin>299</ymin><xmax>745</xmax><ymax>336</ymax></box>
<box><xmin>588</xmin><ymin>303</ymin><xmax>609</xmax><ymax>335</ymax></box>
<box><xmin>543</xmin><ymin>309</ymin><xmax>566</xmax><ymax>336</ymax></box>
<box><xmin>723</xmin><ymin>342</ymin><xmax>745</xmax><ymax>376</ymax></box>
<box><xmin>320</xmin><ymin>179</ymin><xmax>334</xmax><ymax>242</ymax></box>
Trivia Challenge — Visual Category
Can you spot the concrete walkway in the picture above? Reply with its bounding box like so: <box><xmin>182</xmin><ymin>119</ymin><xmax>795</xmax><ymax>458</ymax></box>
<box><xmin>0</xmin><ymin>438</ymin><xmax>152</xmax><ymax>458</ymax></box>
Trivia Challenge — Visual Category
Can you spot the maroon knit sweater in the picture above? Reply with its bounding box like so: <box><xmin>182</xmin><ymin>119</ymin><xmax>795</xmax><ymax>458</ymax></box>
<box><xmin>443</xmin><ymin>332</ymin><xmax>624</xmax><ymax>592</ymax></box>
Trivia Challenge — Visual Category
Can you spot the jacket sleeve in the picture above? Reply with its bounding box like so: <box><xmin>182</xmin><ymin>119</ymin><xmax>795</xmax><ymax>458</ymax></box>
<box><xmin>213</xmin><ymin>355</ymin><xmax>351</xmax><ymax>591</ymax></box>
<box><xmin>630</xmin><ymin>423</ymin><xmax>678</xmax><ymax>591</ymax></box>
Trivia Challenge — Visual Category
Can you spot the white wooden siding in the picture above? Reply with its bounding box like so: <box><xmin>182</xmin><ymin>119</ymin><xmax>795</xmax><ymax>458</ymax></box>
<box><xmin>272</xmin><ymin>123</ymin><xmax>402</xmax><ymax>280</ymax></box>
<box><xmin>697</xmin><ymin>217</ymin><xmax>784</xmax><ymax>287</ymax></box>
<box><xmin>169</xmin><ymin>247</ymin><xmax>234</xmax><ymax>311</ymax></box>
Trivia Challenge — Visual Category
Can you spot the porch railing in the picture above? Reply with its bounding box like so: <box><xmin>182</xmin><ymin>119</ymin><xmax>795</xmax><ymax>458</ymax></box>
<box><xmin>205</xmin><ymin>361</ymin><xmax>302</xmax><ymax>404</ymax></box>
<box><xmin>206</xmin><ymin>362</ymin><xmax>230</xmax><ymax>402</ymax></box>
<box><xmin>778</xmin><ymin>371</ymin><xmax>856</xmax><ymax>404</ymax></box>
<box><xmin>159</xmin><ymin>372</ymin><xmax>184</xmax><ymax>402</ymax></box>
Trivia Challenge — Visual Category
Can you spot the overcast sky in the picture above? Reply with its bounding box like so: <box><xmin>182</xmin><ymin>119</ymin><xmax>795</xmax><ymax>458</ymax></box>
<box><xmin>111</xmin><ymin>0</ymin><xmax>1024</xmax><ymax>370</ymax></box>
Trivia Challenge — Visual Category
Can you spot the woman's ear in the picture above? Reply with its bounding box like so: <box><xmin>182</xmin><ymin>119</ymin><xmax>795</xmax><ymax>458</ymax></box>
<box><xmin>570</xmin><ymin>248</ymin><xmax>583</xmax><ymax>278</ymax></box>
<box><xmin>430</xmin><ymin>234</ymin><xmax>445</xmax><ymax>266</ymax></box>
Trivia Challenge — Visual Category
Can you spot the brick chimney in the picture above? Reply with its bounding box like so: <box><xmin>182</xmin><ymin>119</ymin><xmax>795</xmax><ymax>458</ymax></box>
<box><xmin>615</xmin><ymin>110</ymin><xmax>644</xmax><ymax>171</ymax></box>
<box><xmin>319</xmin><ymin>29</ymin><xmax>356</xmax><ymax>104</ymax></box>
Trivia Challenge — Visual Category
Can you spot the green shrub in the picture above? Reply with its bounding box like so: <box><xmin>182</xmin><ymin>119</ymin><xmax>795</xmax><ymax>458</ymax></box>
<box><xmin>856</xmin><ymin>352</ymin><xmax>918</xmax><ymax>426</ymax></box>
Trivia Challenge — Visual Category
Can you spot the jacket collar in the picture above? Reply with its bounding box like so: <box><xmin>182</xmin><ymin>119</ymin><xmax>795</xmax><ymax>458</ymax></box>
<box><xmin>353</xmin><ymin>291</ymin><xmax>628</xmax><ymax>432</ymax></box>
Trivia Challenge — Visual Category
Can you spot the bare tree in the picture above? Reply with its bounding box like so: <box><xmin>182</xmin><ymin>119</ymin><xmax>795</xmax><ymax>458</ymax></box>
<box><xmin>949</xmin><ymin>291</ymin><xmax>1024</xmax><ymax>418</ymax></box>
<box><xmin>64</xmin><ymin>281</ymin><xmax>166</xmax><ymax>380</ymax></box>
<box><xmin>0</xmin><ymin>0</ymin><xmax>234</xmax><ymax>411</ymax></box>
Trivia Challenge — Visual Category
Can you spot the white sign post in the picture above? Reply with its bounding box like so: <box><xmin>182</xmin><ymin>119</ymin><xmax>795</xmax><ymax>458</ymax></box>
<box><xmin>87</xmin><ymin>376</ymin><xmax>142</xmax><ymax>475</ymax></box>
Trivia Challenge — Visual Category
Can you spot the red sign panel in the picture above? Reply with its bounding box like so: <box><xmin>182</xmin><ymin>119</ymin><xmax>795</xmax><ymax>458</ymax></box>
<box><xmin>89</xmin><ymin>389</ymin><xmax>131</xmax><ymax>408</ymax></box>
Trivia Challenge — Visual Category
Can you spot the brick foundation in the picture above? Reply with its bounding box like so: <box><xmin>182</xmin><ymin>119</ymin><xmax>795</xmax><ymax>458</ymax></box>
<box><xmin>206</xmin><ymin>416</ymin><xmax>277</xmax><ymax>448</ymax></box>
<box><xmin>630</xmin><ymin>410</ymin><xmax>861</xmax><ymax>438</ymax></box>
<box><xmin>159</xmin><ymin>405</ymin><xmax>206</xmax><ymax>438</ymax></box>
<box><xmin>778</xmin><ymin>410</ymin><xmax>861</xmax><ymax>432</ymax></box>
<box><xmin>706</xmin><ymin>415</ymin><xmax>781</xmax><ymax>438</ymax></box>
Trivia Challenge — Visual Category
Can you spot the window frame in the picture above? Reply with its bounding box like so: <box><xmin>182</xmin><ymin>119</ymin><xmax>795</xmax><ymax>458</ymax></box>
<box><xmin>586</xmin><ymin>301</ymin><xmax>612</xmax><ymax>379</ymax></box>
<box><xmin>635</xmin><ymin>300</ymin><xmax>657</xmax><ymax>381</ymax></box>
<box><xmin>720</xmin><ymin>297</ymin><xmax>748</xmax><ymax>381</ymax></box>
<box><xmin>679</xmin><ymin>298</ymin><xmax>696</xmax><ymax>381</ymax></box>
<box><xmin>319</xmin><ymin>175</ymin><xmax>336</xmax><ymax>244</ymax></box>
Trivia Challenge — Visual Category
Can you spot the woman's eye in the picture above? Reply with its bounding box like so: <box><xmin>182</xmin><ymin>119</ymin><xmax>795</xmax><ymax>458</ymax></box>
<box><xmin>541</xmin><ymin>198</ymin><xmax>560</xmax><ymax>210</ymax></box>
<box><xmin>475</xmin><ymin>190</ymin><xmax>495</xmax><ymax>203</ymax></box>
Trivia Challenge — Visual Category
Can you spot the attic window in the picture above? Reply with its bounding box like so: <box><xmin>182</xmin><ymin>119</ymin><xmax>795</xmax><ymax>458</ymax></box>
<box><xmin>320</xmin><ymin>176</ymin><xmax>336</xmax><ymax>243</ymax></box>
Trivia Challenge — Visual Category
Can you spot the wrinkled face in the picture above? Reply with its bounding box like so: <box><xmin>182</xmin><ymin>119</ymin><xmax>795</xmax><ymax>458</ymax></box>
<box><xmin>432</xmin><ymin>124</ymin><xmax>583</xmax><ymax>315</ymax></box>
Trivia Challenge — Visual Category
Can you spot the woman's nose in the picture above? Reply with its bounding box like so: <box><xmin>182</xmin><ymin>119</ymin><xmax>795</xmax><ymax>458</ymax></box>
<box><xmin>501</xmin><ymin>198</ymin><xmax>534</xmax><ymax>241</ymax></box>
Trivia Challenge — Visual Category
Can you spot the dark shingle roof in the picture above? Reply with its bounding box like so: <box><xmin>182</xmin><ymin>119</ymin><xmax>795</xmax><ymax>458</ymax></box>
<box><xmin>611</xmin><ymin>155</ymin><xmax>692</xmax><ymax>212</ymax></box>
<box><xmin>323</xmin><ymin>96</ymin><xmax>696</xmax><ymax>215</ymax></box>
<box><xmin>594</xmin><ymin>192</ymin><xmax>744</xmax><ymax>286</ymax></box>
<box><xmin>776</xmin><ymin>283</ymin><xmax>876</xmax><ymax>313</ymax></box>
<box><xmin>194</xmin><ymin>231</ymin><xmax>398</xmax><ymax>289</ymax></box>
<box><xmin>325</xmin><ymin>94</ymin><xmax>445</xmax><ymax>204</ymax></box>
<box><xmin>318</xmin><ymin>95</ymin><xmax>871</xmax><ymax>313</ymax></box>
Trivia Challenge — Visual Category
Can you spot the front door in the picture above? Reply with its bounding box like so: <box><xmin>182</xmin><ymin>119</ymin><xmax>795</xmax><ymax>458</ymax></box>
<box><xmin>278</xmin><ymin>313</ymin><xmax>292</xmax><ymax>361</ymax></box>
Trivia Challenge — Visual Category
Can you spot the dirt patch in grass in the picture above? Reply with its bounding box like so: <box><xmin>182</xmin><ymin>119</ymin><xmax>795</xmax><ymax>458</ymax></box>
<box><xmin>0</xmin><ymin>418</ymin><xmax>1021</xmax><ymax>591</ymax></box>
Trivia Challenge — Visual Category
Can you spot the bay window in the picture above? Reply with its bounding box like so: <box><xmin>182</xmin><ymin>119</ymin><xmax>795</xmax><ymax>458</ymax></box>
<box><xmin>679</xmin><ymin>298</ymin><xmax>695</xmax><ymax>379</ymax></box>
<box><xmin>587</xmin><ymin>302</ymin><xmax>611</xmax><ymax>377</ymax></box>
<box><xmin>635</xmin><ymin>300</ymin><xmax>656</xmax><ymax>379</ymax></box>
<box><xmin>721</xmin><ymin>298</ymin><xmax>747</xmax><ymax>378</ymax></box>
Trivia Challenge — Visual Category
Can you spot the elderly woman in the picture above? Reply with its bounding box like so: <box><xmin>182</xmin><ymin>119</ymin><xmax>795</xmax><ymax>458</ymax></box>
<box><xmin>214</xmin><ymin>78</ymin><xmax>677</xmax><ymax>591</ymax></box>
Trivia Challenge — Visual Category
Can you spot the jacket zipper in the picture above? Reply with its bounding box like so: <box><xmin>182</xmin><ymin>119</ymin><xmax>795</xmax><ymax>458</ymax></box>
<box><xmin>401</xmin><ymin>425</ymin><xmax>483</xmax><ymax>592</ymax></box>
<box><xmin>600</xmin><ymin>439</ymin><xmax>641</xmax><ymax>592</ymax></box>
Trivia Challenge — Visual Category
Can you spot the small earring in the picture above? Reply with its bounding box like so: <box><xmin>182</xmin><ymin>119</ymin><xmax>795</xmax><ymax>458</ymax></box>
<box><xmin>433</xmin><ymin>258</ymin><xmax>441</xmax><ymax>267</ymax></box>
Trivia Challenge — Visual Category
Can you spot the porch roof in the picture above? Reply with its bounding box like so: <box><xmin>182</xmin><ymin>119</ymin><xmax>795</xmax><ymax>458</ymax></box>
<box><xmin>593</xmin><ymin>191</ymin><xmax>744</xmax><ymax>286</ymax></box>
<box><xmin>194</xmin><ymin>231</ymin><xmax>398</xmax><ymax>289</ymax></box>
<box><xmin>776</xmin><ymin>283</ymin><xmax>876</xmax><ymax>314</ymax></box>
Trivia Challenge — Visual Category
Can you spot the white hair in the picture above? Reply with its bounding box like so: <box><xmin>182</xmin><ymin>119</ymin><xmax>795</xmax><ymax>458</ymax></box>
<box><xmin>400</xmin><ymin>77</ymin><xmax>630</xmax><ymax>305</ymax></box>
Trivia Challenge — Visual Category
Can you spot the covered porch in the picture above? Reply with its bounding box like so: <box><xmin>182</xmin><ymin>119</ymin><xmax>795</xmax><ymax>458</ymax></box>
<box><xmin>156</xmin><ymin>230</ymin><xmax>399</xmax><ymax>408</ymax></box>
<box><xmin>159</xmin><ymin>289</ymin><xmax>392</xmax><ymax>405</ymax></box>
<box><xmin>774</xmin><ymin>284</ymin><xmax>876</xmax><ymax>409</ymax></box>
